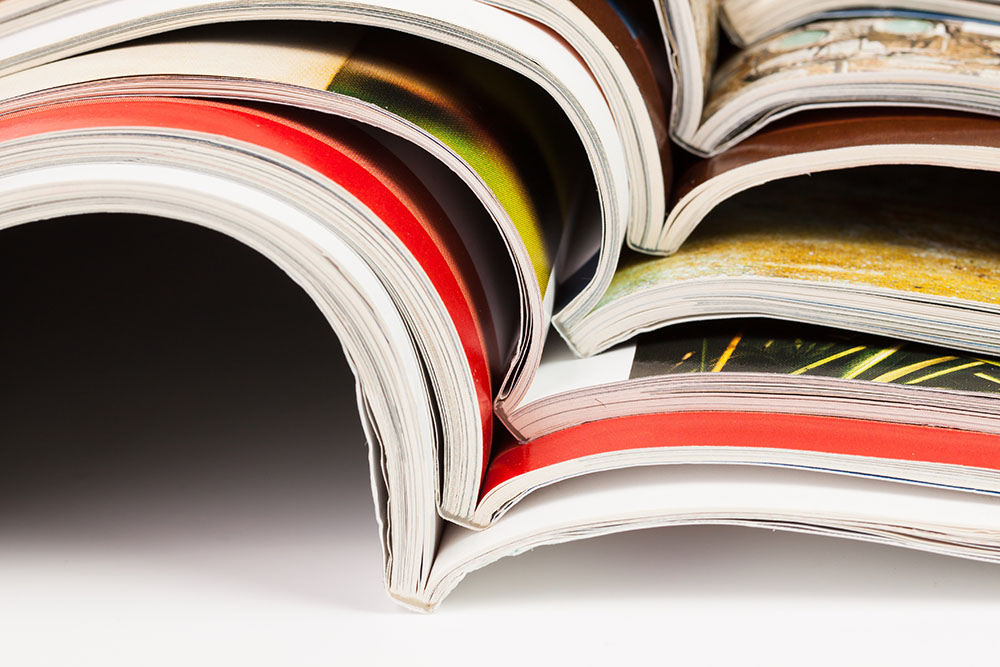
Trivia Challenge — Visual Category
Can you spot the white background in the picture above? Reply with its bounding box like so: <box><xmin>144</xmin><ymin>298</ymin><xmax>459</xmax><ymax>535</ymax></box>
<box><xmin>2</xmin><ymin>216</ymin><xmax>999</xmax><ymax>665</ymax></box>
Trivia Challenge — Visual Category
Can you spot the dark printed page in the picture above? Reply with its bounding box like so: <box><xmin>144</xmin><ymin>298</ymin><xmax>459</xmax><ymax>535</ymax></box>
<box><xmin>630</xmin><ymin>319</ymin><xmax>1000</xmax><ymax>393</ymax></box>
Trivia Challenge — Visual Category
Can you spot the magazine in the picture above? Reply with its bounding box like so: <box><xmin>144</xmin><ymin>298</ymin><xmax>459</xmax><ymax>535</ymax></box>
<box><xmin>1</xmin><ymin>1</ymin><xmax>999</xmax><ymax>611</ymax></box>
<box><xmin>658</xmin><ymin>1</ymin><xmax>1000</xmax><ymax>159</ymax></box>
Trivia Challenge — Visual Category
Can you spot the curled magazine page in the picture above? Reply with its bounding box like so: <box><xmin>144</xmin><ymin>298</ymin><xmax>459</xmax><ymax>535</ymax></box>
<box><xmin>0</xmin><ymin>0</ymin><xmax>636</xmax><ymax>339</ymax></box>
<box><xmin>690</xmin><ymin>0</ymin><xmax>721</xmax><ymax>93</ymax></box>
<box><xmin>696</xmin><ymin>15</ymin><xmax>1000</xmax><ymax>153</ymax></box>
<box><xmin>719</xmin><ymin>0</ymin><xmax>1000</xmax><ymax>47</ymax></box>
<box><xmin>483</xmin><ymin>0</ymin><xmax>673</xmax><ymax>249</ymax></box>
<box><xmin>321</xmin><ymin>27</ymin><xmax>591</xmax><ymax>412</ymax></box>
<box><xmin>0</xmin><ymin>20</ymin><xmax>600</xmax><ymax>413</ymax></box>
<box><xmin>571</xmin><ymin>165</ymin><xmax>1000</xmax><ymax>357</ymax></box>
<box><xmin>653</xmin><ymin>0</ymin><xmax>720</xmax><ymax>144</ymax></box>
<box><xmin>609</xmin><ymin>166</ymin><xmax>1000</xmax><ymax>304</ymax></box>
<box><xmin>519</xmin><ymin>332</ymin><xmax>636</xmax><ymax>407</ymax></box>
<box><xmin>428</xmin><ymin>464</ymin><xmax>1000</xmax><ymax>609</ymax></box>
<box><xmin>710</xmin><ymin>15</ymin><xmax>1000</xmax><ymax>119</ymax></box>
<box><xmin>627</xmin><ymin>321</ymin><xmax>1000</xmax><ymax>393</ymax></box>
<box><xmin>654</xmin><ymin>110</ymin><xmax>1000</xmax><ymax>256</ymax></box>
<box><xmin>0</xmin><ymin>22</ymin><xmax>602</xmax><ymax>520</ymax></box>
<box><xmin>0</xmin><ymin>96</ymin><xmax>492</xmax><ymax>599</ymax></box>
<box><xmin>325</xmin><ymin>29</ymin><xmax>579</xmax><ymax>304</ymax></box>
<box><xmin>480</xmin><ymin>318</ymin><xmax>1000</xmax><ymax>526</ymax></box>
<box><xmin>0</xmin><ymin>22</ymin><xmax>579</xmax><ymax>301</ymax></box>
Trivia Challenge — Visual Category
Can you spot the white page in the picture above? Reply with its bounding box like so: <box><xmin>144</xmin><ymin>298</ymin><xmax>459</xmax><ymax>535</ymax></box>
<box><xmin>521</xmin><ymin>332</ymin><xmax>635</xmax><ymax>404</ymax></box>
<box><xmin>428</xmin><ymin>463</ymin><xmax>1000</xmax><ymax>607</ymax></box>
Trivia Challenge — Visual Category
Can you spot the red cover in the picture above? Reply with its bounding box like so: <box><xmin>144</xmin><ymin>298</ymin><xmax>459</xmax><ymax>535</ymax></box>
<box><xmin>0</xmin><ymin>96</ymin><xmax>494</xmax><ymax>469</ymax></box>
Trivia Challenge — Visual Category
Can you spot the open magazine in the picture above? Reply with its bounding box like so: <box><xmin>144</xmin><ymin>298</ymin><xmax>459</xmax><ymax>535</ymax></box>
<box><xmin>1</xmin><ymin>0</ymin><xmax>999</xmax><ymax>611</ymax></box>
<box><xmin>657</xmin><ymin>1</ymin><xmax>1000</xmax><ymax>158</ymax></box>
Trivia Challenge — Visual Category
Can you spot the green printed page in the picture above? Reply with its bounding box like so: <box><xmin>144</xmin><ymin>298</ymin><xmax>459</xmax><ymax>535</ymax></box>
<box><xmin>600</xmin><ymin>165</ymin><xmax>1000</xmax><ymax>309</ymax></box>
<box><xmin>328</xmin><ymin>30</ymin><xmax>585</xmax><ymax>295</ymax></box>
<box><xmin>630</xmin><ymin>319</ymin><xmax>1000</xmax><ymax>393</ymax></box>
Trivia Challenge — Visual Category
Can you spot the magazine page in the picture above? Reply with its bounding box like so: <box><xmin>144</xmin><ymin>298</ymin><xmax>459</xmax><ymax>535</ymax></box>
<box><xmin>563</xmin><ymin>0</ymin><xmax>673</xmax><ymax>185</ymax></box>
<box><xmin>570</xmin><ymin>164</ymin><xmax>1000</xmax><ymax>357</ymax></box>
<box><xmin>0</xmin><ymin>22</ymin><xmax>599</xmax><ymax>409</ymax></box>
<box><xmin>326</xmin><ymin>29</ymin><xmax>577</xmax><ymax>303</ymax></box>
<box><xmin>673</xmin><ymin>110</ymin><xmax>1000</xmax><ymax>203</ymax></box>
<box><xmin>428</xmin><ymin>463</ymin><xmax>1000</xmax><ymax>608</ymax></box>
<box><xmin>711</xmin><ymin>16</ymin><xmax>1000</xmax><ymax>118</ymax></box>
<box><xmin>0</xmin><ymin>0</ymin><xmax>636</xmax><ymax>347</ymax></box>
<box><xmin>0</xmin><ymin>96</ymin><xmax>453</xmax><ymax>599</ymax></box>
<box><xmin>0</xmin><ymin>23</ymin><xmax>578</xmax><ymax>305</ymax></box>
<box><xmin>520</xmin><ymin>332</ymin><xmax>636</xmax><ymax>405</ymax></box>
<box><xmin>696</xmin><ymin>15</ymin><xmax>1000</xmax><ymax>153</ymax></box>
<box><xmin>509</xmin><ymin>316</ymin><xmax>1000</xmax><ymax>439</ymax></box>
<box><xmin>478</xmin><ymin>404</ymin><xmax>1000</xmax><ymax>527</ymax></box>
<box><xmin>609</xmin><ymin>165</ymin><xmax>1000</xmax><ymax>306</ymax></box>
<box><xmin>487</xmin><ymin>0</ymin><xmax>673</xmax><ymax>248</ymax></box>
<box><xmin>689</xmin><ymin>0</ymin><xmax>721</xmax><ymax>93</ymax></box>
<box><xmin>720</xmin><ymin>0</ymin><xmax>1000</xmax><ymax>46</ymax></box>
<box><xmin>642</xmin><ymin>110</ymin><xmax>1000</xmax><ymax>255</ymax></box>
<box><xmin>627</xmin><ymin>320</ymin><xmax>1000</xmax><ymax>390</ymax></box>
<box><xmin>652</xmin><ymin>0</ymin><xmax>720</xmax><ymax>143</ymax></box>
<box><xmin>528</xmin><ymin>318</ymin><xmax>1000</xmax><ymax>408</ymax></box>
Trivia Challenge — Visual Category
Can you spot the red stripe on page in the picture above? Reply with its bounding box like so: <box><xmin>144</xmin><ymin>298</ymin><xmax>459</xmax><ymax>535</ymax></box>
<box><xmin>482</xmin><ymin>412</ymin><xmax>1000</xmax><ymax>496</ymax></box>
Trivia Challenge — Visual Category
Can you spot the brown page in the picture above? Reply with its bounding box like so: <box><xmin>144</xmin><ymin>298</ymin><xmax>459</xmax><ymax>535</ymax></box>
<box><xmin>676</xmin><ymin>109</ymin><xmax>1000</xmax><ymax>201</ymax></box>
<box><xmin>569</xmin><ymin>0</ymin><xmax>674</xmax><ymax>190</ymax></box>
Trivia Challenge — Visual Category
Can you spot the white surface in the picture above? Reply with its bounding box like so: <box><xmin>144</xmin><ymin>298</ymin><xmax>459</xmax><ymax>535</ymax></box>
<box><xmin>4</xmin><ymin>477</ymin><xmax>1000</xmax><ymax>665</ymax></box>
<box><xmin>2</xmin><ymin>215</ymin><xmax>1000</xmax><ymax>665</ymax></box>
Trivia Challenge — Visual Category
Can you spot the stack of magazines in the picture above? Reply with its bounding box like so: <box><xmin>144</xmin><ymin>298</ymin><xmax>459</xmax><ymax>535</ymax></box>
<box><xmin>3</xmin><ymin>0</ymin><xmax>1000</xmax><ymax>611</ymax></box>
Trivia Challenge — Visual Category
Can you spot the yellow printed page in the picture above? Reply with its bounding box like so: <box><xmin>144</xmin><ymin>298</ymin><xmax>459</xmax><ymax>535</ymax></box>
<box><xmin>601</xmin><ymin>164</ymin><xmax>1000</xmax><ymax>307</ymax></box>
